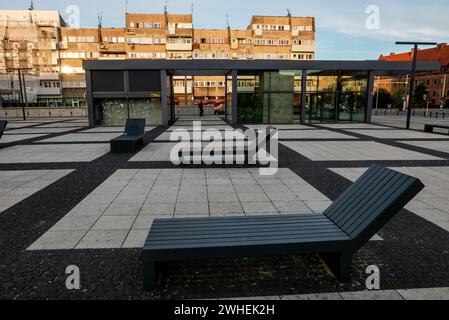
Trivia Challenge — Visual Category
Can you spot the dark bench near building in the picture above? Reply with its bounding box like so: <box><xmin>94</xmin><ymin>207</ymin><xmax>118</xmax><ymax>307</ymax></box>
<box><xmin>0</xmin><ymin>120</ymin><xmax>8</xmax><ymax>140</ymax></box>
<box><xmin>142</xmin><ymin>165</ymin><xmax>425</xmax><ymax>290</ymax></box>
<box><xmin>110</xmin><ymin>118</ymin><xmax>146</xmax><ymax>153</ymax></box>
<box><xmin>424</xmin><ymin>124</ymin><xmax>449</xmax><ymax>134</ymax></box>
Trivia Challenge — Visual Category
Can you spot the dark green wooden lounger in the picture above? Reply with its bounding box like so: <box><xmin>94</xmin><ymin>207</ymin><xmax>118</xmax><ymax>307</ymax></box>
<box><xmin>142</xmin><ymin>165</ymin><xmax>424</xmax><ymax>290</ymax></box>
<box><xmin>0</xmin><ymin>120</ymin><xmax>7</xmax><ymax>140</ymax></box>
<box><xmin>110</xmin><ymin>118</ymin><xmax>145</xmax><ymax>153</ymax></box>
<box><xmin>424</xmin><ymin>124</ymin><xmax>449</xmax><ymax>134</ymax></box>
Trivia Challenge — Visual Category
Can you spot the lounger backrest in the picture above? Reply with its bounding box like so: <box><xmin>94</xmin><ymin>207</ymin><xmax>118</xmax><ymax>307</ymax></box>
<box><xmin>0</xmin><ymin>120</ymin><xmax>7</xmax><ymax>138</ymax></box>
<box><xmin>124</xmin><ymin>118</ymin><xmax>146</xmax><ymax>136</ymax></box>
<box><xmin>323</xmin><ymin>165</ymin><xmax>424</xmax><ymax>242</ymax></box>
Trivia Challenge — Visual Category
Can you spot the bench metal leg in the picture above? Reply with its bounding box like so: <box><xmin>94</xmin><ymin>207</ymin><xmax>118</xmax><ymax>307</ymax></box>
<box><xmin>143</xmin><ymin>260</ymin><xmax>157</xmax><ymax>290</ymax></box>
<box><xmin>320</xmin><ymin>251</ymin><xmax>353</xmax><ymax>283</ymax></box>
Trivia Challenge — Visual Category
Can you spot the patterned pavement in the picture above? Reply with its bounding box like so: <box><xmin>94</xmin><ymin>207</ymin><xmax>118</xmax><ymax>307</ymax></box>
<box><xmin>1</xmin><ymin>116</ymin><xmax>449</xmax><ymax>299</ymax></box>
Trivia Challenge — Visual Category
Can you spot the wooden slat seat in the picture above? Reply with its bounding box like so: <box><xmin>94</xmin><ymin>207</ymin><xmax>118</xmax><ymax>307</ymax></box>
<box><xmin>143</xmin><ymin>165</ymin><xmax>425</xmax><ymax>290</ymax></box>
<box><xmin>110</xmin><ymin>118</ymin><xmax>146</xmax><ymax>153</ymax></box>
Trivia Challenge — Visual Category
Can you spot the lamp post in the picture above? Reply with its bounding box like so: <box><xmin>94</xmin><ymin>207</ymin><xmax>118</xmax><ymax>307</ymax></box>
<box><xmin>6</xmin><ymin>67</ymin><xmax>32</xmax><ymax>121</ymax></box>
<box><xmin>395</xmin><ymin>41</ymin><xmax>437</xmax><ymax>129</ymax></box>
<box><xmin>424</xmin><ymin>94</ymin><xmax>429</xmax><ymax>116</ymax></box>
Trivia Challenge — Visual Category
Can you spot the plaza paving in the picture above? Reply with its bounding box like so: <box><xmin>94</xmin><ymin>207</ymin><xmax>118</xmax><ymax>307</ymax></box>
<box><xmin>1</xmin><ymin>116</ymin><xmax>449</xmax><ymax>299</ymax></box>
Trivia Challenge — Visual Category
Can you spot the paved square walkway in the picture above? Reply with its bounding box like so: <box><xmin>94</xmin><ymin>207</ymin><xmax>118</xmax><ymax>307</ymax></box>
<box><xmin>1</xmin><ymin>116</ymin><xmax>449</xmax><ymax>299</ymax></box>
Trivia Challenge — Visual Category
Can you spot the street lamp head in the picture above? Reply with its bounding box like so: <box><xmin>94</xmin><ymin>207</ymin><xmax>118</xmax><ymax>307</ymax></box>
<box><xmin>395</xmin><ymin>41</ymin><xmax>438</xmax><ymax>46</ymax></box>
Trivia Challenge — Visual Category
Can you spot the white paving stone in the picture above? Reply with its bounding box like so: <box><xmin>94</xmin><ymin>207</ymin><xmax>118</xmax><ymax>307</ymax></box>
<box><xmin>38</xmin><ymin>132</ymin><xmax>121</xmax><ymax>142</ymax></box>
<box><xmin>129</xmin><ymin>143</ymin><xmax>176</xmax><ymax>161</ymax></box>
<box><xmin>278</xmin><ymin>129</ymin><xmax>356</xmax><ymax>140</ymax></box>
<box><xmin>0</xmin><ymin>144</ymin><xmax>109</xmax><ymax>163</ymax></box>
<box><xmin>399</xmin><ymin>140</ymin><xmax>449</xmax><ymax>154</ymax></box>
<box><xmin>281</xmin><ymin>141</ymin><xmax>441</xmax><ymax>161</ymax></box>
<box><xmin>30</xmin><ymin>168</ymin><xmax>331</xmax><ymax>249</ymax></box>
<box><xmin>347</xmin><ymin>129</ymin><xmax>449</xmax><ymax>139</ymax></box>
<box><xmin>0</xmin><ymin>134</ymin><xmax>46</xmax><ymax>143</ymax></box>
<box><xmin>0</xmin><ymin>170</ymin><xmax>73</xmax><ymax>214</ymax></box>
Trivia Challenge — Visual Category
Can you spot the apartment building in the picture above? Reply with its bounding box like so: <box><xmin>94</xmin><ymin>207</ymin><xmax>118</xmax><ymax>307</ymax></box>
<box><xmin>378</xmin><ymin>43</ymin><xmax>449</xmax><ymax>108</ymax></box>
<box><xmin>0</xmin><ymin>8</ymin><xmax>315</xmax><ymax>112</ymax></box>
<box><xmin>0</xmin><ymin>9</ymin><xmax>64</xmax><ymax>108</ymax></box>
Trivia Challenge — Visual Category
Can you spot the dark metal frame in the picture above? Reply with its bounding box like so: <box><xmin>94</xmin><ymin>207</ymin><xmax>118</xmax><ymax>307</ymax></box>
<box><xmin>83</xmin><ymin>59</ymin><xmax>440</xmax><ymax>127</ymax></box>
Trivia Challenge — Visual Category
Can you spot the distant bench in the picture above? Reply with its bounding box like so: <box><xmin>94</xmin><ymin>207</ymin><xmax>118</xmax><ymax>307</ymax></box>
<box><xmin>142</xmin><ymin>165</ymin><xmax>424</xmax><ymax>290</ymax></box>
<box><xmin>110</xmin><ymin>118</ymin><xmax>146</xmax><ymax>153</ymax></box>
<box><xmin>176</xmin><ymin>126</ymin><xmax>277</xmax><ymax>164</ymax></box>
<box><xmin>0</xmin><ymin>120</ymin><xmax>7</xmax><ymax>140</ymax></box>
<box><xmin>424</xmin><ymin>124</ymin><xmax>449</xmax><ymax>134</ymax></box>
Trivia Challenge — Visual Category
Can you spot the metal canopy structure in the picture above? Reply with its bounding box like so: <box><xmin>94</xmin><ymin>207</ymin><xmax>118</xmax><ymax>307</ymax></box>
<box><xmin>83</xmin><ymin>59</ymin><xmax>441</xmax><ymax>127</ymax></box>
<box><xmin>84</xmin><ymin>59</ymin><xmax>440</xmax><ymax>73</ymax></box>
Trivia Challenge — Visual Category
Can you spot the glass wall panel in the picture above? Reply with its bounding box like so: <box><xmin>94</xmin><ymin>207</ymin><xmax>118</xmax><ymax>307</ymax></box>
<box><xmin>339</xmin><ymin>72</ymin><xmax>368</xmax><ymax>122</ymax></box>
<box><xmin>128</xmin><ymin>95</ymin><xmax>163</xmax><ymax>125</ymax></box>
<box><xmin>94</xmin><ymin>94</ymin><xmax>162</xmax><ymax>126</ymax></box>
<box><xmin>306</xmin><ymin>70</ymin><xmax>368</xmax><ymax>123</ymax></box>
<box><xmin>237</xmin><ymin>70</ymin><xmax>301</xmax><ymax>124</ymax></box>
<box><xmin>237</xmin><ymin>72</ymin><xmax>262</xmax><ymax>123</ymax></box>
<box><xmin>94</xmin><ymin>98</ymin><xmax>128</xmax><ymax>126</ymax></box>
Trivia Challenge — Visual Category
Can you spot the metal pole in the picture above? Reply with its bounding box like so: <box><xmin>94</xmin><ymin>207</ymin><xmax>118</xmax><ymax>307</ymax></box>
<box><xmin>406</xmin><ymin>44</ymin><xmax>418</xmax><ymax>129</ymax></box>
<box><xmin>441</xmin><ymin>74</ymin><xmax>447</xmax><ymax>110</ymax></box>
<box><xmin>22</xmin><ymin>72</ymin><xmax>29</xmax><ymax>109</ymax></box>
<box><xmin>17</xmin><ymin>69</ymin><xmax>26</xmax><ymax>120</ymax></box>
<box><xmin>375</xmin><ymin>81</ymin><xmax>379</xmax><ymax>110</ymax></box>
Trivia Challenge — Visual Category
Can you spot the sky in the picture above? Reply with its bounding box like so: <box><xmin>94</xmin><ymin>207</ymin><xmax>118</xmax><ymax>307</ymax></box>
<box><xmin>2</xmin><ymin>0</ymin><xmax>449</xmax><ymax>60</ymax></box>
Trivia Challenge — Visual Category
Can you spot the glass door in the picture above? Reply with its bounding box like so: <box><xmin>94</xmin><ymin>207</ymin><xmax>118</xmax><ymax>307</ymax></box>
<box><xmin>307</xmin><ymin>92</ymin><xmax>336</xmax><ymax>122</ymax></box>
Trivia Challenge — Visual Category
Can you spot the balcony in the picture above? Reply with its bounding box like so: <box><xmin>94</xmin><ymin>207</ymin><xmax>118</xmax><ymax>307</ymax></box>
<box><xmin>173</xmin><ymin>86</ymin><xmax>193</xmax><ymax>94</ymax></box>
<box><xmin>38</xmin><ymin>87</ymin><xmax>61</xmax><ymax>96</ymax></box>
<box><xmin>166</xmin><ymin>43</ymin><xmax>192</xmax><ymax>51</ymax></box>
<box><xmin>292</xmin><ymin>44</ymin><xmax>315</xmax><ymax>52</ymax></box>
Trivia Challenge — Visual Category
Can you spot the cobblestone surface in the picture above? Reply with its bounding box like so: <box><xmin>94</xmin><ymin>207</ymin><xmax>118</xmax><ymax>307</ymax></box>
<box><xmin>0</xmin><ymin>118</ymin><xmax>449</xmax><ymax>299</ymax></box>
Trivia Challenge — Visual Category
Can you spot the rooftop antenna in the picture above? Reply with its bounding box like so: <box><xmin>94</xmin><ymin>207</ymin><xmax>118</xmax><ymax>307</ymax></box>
<box><xmin>286</xmin><ymin>8</ymin><xmax>292</xmax><ymax>17</ymax></box>
<box><xmin>226</xmin><ymin>13</ymin><xmax>230</xmax><ymax>30</ymax></box>
<box><xmin>125</xmin><ymin>0</ymin><xmax>128</xmax><ymax>14</ymax></box>
<box><xmin>28</xmin><ymin>0</ymin><xmax>34</xmax><ymax>10</ymax></box>
<box><xmin>97</xmin><ymin>11</ymin><xmax>103</xmax><ymax>28</ymax></box>
<box><xmin>191</xmin><ymin>1</ymin><xmax>194</xmax><ymax>28</ymax></box>
<box><xmin>164</xmin><ymin>0</ymin><xmax>168</xmax><ymax>14</ymax></box>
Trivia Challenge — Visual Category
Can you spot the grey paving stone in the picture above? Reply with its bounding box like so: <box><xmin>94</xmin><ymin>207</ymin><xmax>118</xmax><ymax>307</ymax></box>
<box><xmin>304</xmin><ymin>200</ymin><xmax>333</xmax><ymax>213</ymax></box>
<box><xmin>207</xmin><ymin>192</ymin><xmax>239</xmax><ymax>202</ymax></box>
<box><xmin>339</xmin><ymin>290</ymin><xmax>404</xmax><ymax>300</ymax></box>
<box><xmin>397</xmin><ymin>287</ymin><xmax>449</xmax><ymax>300</ymax></box>
<box><xmin>280</xmin><ymin>292</ymin><xmax>342</xmax><ymax>300</ymax></box>
<box><xmin>209</xmin><ymin>201</ymin><xmax>244</xmax><ymax>215</ymax></box>
<box><xmin>175</xmin><ymin>202</ymin><xmax>209</xmax><ymax>215</ymax></box>
<box><xmin>122</xmin><ymin>230</ymin><xmax>149</xmax><ymax>248</ymax></box>
<box><xmin>103</xmin><ymin>202</ymin><xmax>142</xmax><ymax>216</ymax></box>
<box><xmin>140</xmin><ymin>202</ymin><xmax>176</xmax><ymax>215</ymax></box>
<box><xmin>241</xmin><ymin>201</ymin><xmax>278</xmax><ymax>214</ymax></box>
<box><xmin>50</xmin><ymin>215</ymin><xmax>98</xmax><ymax>231</ymax></box>
<box><xmin>237</xmin><ymin>192</ymin><xmax>270</xmax><ymax>202</ymax></box>
<box><xmin>92</xmin><ymin>215</ymin><xmax>135</xmax><ymax>230</ymax></box>
<box><xmin>132</xmin><ymin>215</ymin><xmax>158</xmax><ymax>230</ymax></box>
<box><xmin>266</xmin><ymin>191</ymin><xmax>298</xmax><ymax>201</ymax></box>
<box><xmin>273</xmin><ymin>200</ymin><xmax>313</xmax><ymax>213</ymax></box>
<box><xmin>76</xmin><ymin>230</ymin><xmax>128</xmax><ymax>249</ymax></box>
<box><xmin>27</xmin><ymin>231</ymin><xmax>86</xmax><ymax>250</ymax></box>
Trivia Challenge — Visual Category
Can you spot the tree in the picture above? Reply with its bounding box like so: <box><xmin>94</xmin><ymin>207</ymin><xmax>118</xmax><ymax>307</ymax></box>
<box><xmin>373</xmin><ymin>88</ymin><xmax>393</xmax><ymax>108</ymax></box>
<box><xmin>392</xmin><ymin>87</ymin><xmax>406</xmax><ymax>109</ymax></box>
<box><xmin>413</xmin><ymin>84</ymin><xmax>428</xmax><ymax>108</ymax></box>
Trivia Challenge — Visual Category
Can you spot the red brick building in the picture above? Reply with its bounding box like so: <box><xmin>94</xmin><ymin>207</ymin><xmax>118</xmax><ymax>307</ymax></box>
<box><xmin>378</xmin><ymin>43</ymin><xmax>449</xmax><ymax>108</ymax></box>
